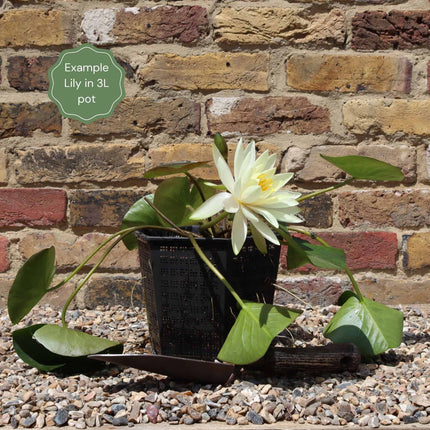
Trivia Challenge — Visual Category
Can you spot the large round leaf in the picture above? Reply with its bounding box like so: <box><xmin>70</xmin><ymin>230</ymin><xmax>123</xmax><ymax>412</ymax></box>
<box><xmin>217</xmin><ymin>302</ymin><xmax>302</xmax><ymax>365</ymax></box>
<box><xmin>153</xmin><ymin>177</ymin><xmax>191</xmax><ymax>226</ymax></box>
<box><xmin>320</xmin><ymin>155</ymin><xmax>404</xmax><ymax>182</ymax></box>
<box><xmin>13</xmin><ymin>324</ymin><xmax>66</xmax><ymax>372</ymax></box>
<box><xmin>323</xmin><ymin>292</ymin><xmax>403</xmax><ymax>357</ymax></box>
<box><xmin>33</xmin><ymin>324</ymin><xmax>123</xmax><ymax>357</ymax></box>
<box><xmin>121</xmin><ymin>194</ymin><xmax>160</xmax><ymax>250</ymax></box>
<box><xmin>8</xmin><ymin>247</ymin><xmax>56</xmax><ymax>324</ymax></box>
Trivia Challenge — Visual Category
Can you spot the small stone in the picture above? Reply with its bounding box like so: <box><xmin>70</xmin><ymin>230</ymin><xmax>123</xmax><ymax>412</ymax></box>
<box><xmin>111</xmin><ymin>404</ymin><xmax>126</xmax><ymax>415</ymax></box>
<box><xmin>21</xmin><ymin>414</ymin><xmax>36</xmax><ymax>428</ymax></box>
<box><xmin>112</xmin><ymin>416</ymin><xmax>129</xmax><ymax>426</ymax></box>
<box><xmin>358</xmin><ymin>415</ymin><xmax>370</xmax><ymax>426</ymax></box>
<box><xmin>35</xmin><ymin>414</ymin><xmax>45</xmax><ymax>428</ymax></box>
<box><xmin>183</xmin><ymin>416</ymin><xmax>194</xmax><ymax>425</ymax></box>
<box><xmin>54</xmin><ymin>409</ymin><xmax>69</xmax><ymax>426</ymax></box>
<box><xmin>260</xmin><ymin>408</ymin><xmax>276</xmax><ymax>424</ymax></box>
<box><xmin>403</xmin><ymin>415</ymin><xmax>419</xmax><ymax>424</ymax></box>
<box><xmin>369</xmin><ymin>415</ymin><xmax>380</xmax><ymax>428</ymax></box>
<box><xmin>146</xmin><ymin>405</ymin><xmax>158</xmax><ymax>424</ymax></box>
<box><xmin>226</xmin><ymin>416</ymin><xmax>237</xmax><ymax>425</ymax></box>
<box><xmin>237</xmin><ymin>416</ymin><xmax>249</xmax><ymax>425</ymax></box>
<box><xmin>247</xmin><ymin>410</ymin><xmax>264</xmax><ymax>425</ymax></box>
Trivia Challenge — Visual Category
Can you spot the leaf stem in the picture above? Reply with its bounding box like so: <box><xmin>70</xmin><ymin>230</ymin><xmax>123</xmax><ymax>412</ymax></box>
<box><xmin>345</xmin><ymin>268</ymin><xmax>364</xmax><ymax>302</ymax></box>
<box><xmin>60</xmin><ymin>235</ymin><xmax>124</xmax><ymax>327</ymax></box>
<box><xmin>199</xmin><ymin>211</ymin><xmax>229</xmax><ymax>233</ymax></box>
<box><xmin>185</xmin><ymin>172</ymin><xmax>206</xmax><ymax>203</ymax></box>
<box><xmin>297</xmin><ymin>178</ymin><xmax>354</xmax><ymax>202</ymax></box>
<box><xmin>283</xmin><ymin>227</ymin><xmax>365</xmax><ymax>302</ymax></box>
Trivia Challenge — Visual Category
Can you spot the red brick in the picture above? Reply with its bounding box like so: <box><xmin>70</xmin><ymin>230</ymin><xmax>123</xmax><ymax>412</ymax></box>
<box><xmin>0</xmin><ymin>103</ymin><xmax>61</xmax><ymax>138</ymax></box>
<box><xmin>280</xmin><ymin>231</ymin><xmax>398</xmax><ymax>271</ymax></box>
<box><xmin>7</xmin><ymin>56</ymin><xmax>57</xmax><ymax>91</ymax></box>
<box><xmin>352</xmin><ymin>11</ymin><xmax>430</xmax><ymax>50</ymax></box>
<box><xmin>0</xmin><ymin>189</ymin><xmax>66</xmax><ymax>227</ymax></box>
<box><xmin>0</xmin><ymin>237</ymin><xmax>10</xmax><ymax>272</ymax></box>
<box><xmin>206</xmin><ymin>97</ymin><xmax>330</xmax><ymax>136</ymax></box>
<box><xmin>339</xmin><ymin>190</ymin><xmax>430</xmax><ymax>228</ymax></box>
<box><xmin>112</xmin><ymin>6</ymin><xmax>208</xmax><ymax>44</ymax></box>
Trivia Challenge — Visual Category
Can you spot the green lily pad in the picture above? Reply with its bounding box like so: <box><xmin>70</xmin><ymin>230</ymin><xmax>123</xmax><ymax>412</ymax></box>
<box><xmin>8</xmin><ymin>247</ymin><xmax>56</xmax><ymax>324</ymax></box>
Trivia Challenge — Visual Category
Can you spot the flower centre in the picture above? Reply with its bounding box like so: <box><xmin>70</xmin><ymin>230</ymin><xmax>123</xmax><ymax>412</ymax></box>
<box><xmin>257</xmin><ymin>173</ymin><xmax>273</xmax><ymax>192</ymax></box>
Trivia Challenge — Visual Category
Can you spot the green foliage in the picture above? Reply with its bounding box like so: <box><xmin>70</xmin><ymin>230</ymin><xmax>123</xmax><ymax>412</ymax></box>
<box><xmin>217</xmin><ymin>302</ymin><xmax>302</xmax><ymax>364</ymax></box>
<box><xmin>323</xmin><ymin>292</ymin><xmax>404</xmax><ymax>356</ymax></box>
<box><xmin>33</xmin><ymin>324</ymin><xmax>123</xmax><ymax>357</ymax></box>
<box><xmin>214</xmin><ymin>132</ymin><xmax>228</xmax><ymax>162</ymax></box>
<box><xmin>121</xmin><ymin>194</ymin><xmax>161</xmax><ymax>250</ymax></box>
<box><xmin>8</xmin><ymin>247</ymin><xmax>56</xmax><ymax>324</ymax></box>
<box><xmin>321</xmin><ymin>155</ymin><xmax>404</xmax><ymax>182</ymax></box>
<box><xmin>282</xmin><ymin>234</ymin><xmax>346</xmax><ymax>271</ymax></box>
<box><xmin>13</xmin><ymin>324</ymin><xmax>122</xmax><ymax>373</ymax></box>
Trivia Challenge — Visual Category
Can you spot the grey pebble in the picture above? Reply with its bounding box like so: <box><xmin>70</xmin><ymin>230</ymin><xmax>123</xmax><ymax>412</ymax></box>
<box><xmin>112</xmin><ymin>416</ymin><xmax>129</xmax><ymax>426</ymax></box>
<box><xmin>247</xmin><ymin>410</ymin><xmax>264</xmax><ymax>425</ymax></box>
<box><xmin>54</xmin><ymin>409</ymin><xmax>68</xmax><ymax>426</ymax></box>
<box><xmin>21</xmin><ymin>414</ymin><xmax>36</xmax><ymax>428</ymax></box>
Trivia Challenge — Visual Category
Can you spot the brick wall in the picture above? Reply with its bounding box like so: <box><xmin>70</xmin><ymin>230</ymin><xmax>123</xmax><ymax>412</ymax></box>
<box><xmin>0</xmin><ymin>0</ymin><xmax>429</xmax><ymax>309</ymax></box>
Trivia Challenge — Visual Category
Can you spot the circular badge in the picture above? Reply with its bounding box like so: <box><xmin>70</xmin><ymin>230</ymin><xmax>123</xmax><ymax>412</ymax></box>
<box><xmin>48</xmin><ymin>44</ymin><xmax>125</xmax><ymax>124</ymax></box>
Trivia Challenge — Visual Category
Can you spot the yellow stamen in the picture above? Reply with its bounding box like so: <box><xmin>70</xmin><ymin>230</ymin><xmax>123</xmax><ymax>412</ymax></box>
<box><xmin>257</xmin><ymin>173</ymin><xmax>273</xmax><ymax>192</ymax></box>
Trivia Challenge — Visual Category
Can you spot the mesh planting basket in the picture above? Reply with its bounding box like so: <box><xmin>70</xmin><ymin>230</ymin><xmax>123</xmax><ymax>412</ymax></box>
<box><xmin>136</xmin><ymin>228</ymin><xmax>281</xmax><ymax>361</ymax></box>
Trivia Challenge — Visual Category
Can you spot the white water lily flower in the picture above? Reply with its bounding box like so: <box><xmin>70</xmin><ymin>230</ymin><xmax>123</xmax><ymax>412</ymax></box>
<box><xmin>190</xmin><ymin>139</ymin><xmax>302</xmax><ymax>255</ymax></box>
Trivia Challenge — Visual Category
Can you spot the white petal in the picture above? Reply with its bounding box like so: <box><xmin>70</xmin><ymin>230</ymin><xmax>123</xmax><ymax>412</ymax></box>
<box><xmin>223</xmin><ymin>195</ymin><xmax>240</xmax><ymax>213</ymax></box>
<box><xmin>250</xmin><ymin>218</ymin><xmax>279</xmax><ymax>246</ymax></box>
<box><xmin>240</xmin><ymin>205</ymin><xmax>260</xmax><ymax>223</ymax></box>
<box><xmin>251</xmin><ymin>207</ymin><xmax>279</xmax><ymax>228</ymax></box>
<box><xmin>190</xmin><ymin>192</ymin><xmax>230</xmax><ymax>220</ymax></box>
<box><xmin>213</xmin><ymin>144</ymin><xmax>235</xmax><ymax>193</ymax></box>
<box><xmin>241</xmin><ymin>185</ymin><xmax>263</xmax><ymax>203</ymax></box>
<box><xmin>234</xmin><ymin>138</ymin><xmax>245</xmax><ymax>179</ymax></box>
<box><xmin>232</xmin><ymin>209</ymin><xmax>248</xmax><ymax>255</ymax></box>
<box><xmin>271</xmin><ymin>172</ymin><xmax>294</xmax><ymax>190</ymax></box>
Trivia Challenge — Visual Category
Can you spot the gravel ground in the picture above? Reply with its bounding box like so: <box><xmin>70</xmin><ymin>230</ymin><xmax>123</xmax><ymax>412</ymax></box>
<box><xmin>1</xmin><ymin>304</ymin><xmax>430</xmax><ymax>428</ymax></box>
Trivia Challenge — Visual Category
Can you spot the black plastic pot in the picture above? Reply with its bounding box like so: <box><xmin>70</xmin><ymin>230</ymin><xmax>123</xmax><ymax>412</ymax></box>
<box><xmin>136</xmin><ymin>228</ymin><xmax>281</xmax><ymax>361</ymax></box>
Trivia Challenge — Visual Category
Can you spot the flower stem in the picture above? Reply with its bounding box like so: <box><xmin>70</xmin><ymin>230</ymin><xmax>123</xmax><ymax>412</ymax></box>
<box><xmin>297</xmin><ymin>178</ymin><xmax>354</xmax><ymax>202</ymax></box>
<box><xmin>188</xmin><ymin>235</ymin><xmax>246</xmax><ymax>309</ymax></box>
<box><xmin>345</xmin><ymin>268</ymin><xmax>364</xmax><ymax>302</ymax></box>
<box><xmin>199</xmin><ymin>211</ymin><xmax>229</xmax><ymax>233</ymax></box>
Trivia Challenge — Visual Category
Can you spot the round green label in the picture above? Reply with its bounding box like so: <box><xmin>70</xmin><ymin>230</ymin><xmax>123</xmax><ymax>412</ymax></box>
<box><xmin>48</xmin><ymin>44</ymin><xmax>125</xmax><ymax>124</ymax></box>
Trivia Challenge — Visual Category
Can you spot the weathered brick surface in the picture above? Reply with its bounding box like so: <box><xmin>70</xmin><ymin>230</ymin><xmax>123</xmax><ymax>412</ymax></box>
<box><xmin>343</xmin><ymin>100</ymin><xmax>430</xmax><ymax>136</ymax></box>
<box><xmin>298</xmin><ymin>195</ymin><xmax>333</xmax><ymax>228</ymax></box>
<box><xmin>0</xmin><ymin>103</ymin><xmax>61</xmax><ymax>138</ymax></box>
<box><xmin>287</xmin><ymin>54</ymin><xmax>411</xmax><ymax>94</ymax></box>
<box><xmin>0</xmin><ymin>237</ymin><xmax>10</xmax><ymax>273</ymax></box>
<box><xmin>0</xmin><ymin>189</ymin><xmax>66</xmax><ymax>227</ymax></box>
<box><xmin>280</xmin><ymin>232</ymin><xmax>398</xmax><ymax>271</ymax></box>
<box><xmin>7</xmin><ymin>56</ymin><xmax>57</xmax><ymax>91</ymax></box>
<box><xmin>206</xmin><ymin>97</ymin><xmax>330</xmax><ymax>136</ymax></box>
<box><xmin>19</xmin><ymin>232</ymin><xmax>139</xmax><ymax>271</ymax></box>
<box><xmin>402</xmin><ymin>232</ymin><xmax>430</xmax><ymax>270</ymax></box>
<box><xmin>214</xmin><ymin>8</ymin><xmax>345</xmax><ymax>46</ymax></box>
<box><xmin>147</xmin><ymin>142</ymin><xmax>279</xmax><ymax>181</ymax></box>
<box><xmin>0</xmin><ymin>10</ymin><xmax>75</xmax><ymax>48</ymax></box>
<box><xmin>140</xmin><ymin>53</ymin><xmax>269</xmax><ymax>91</ymax></box>
<box><xmin>0</xmin><ymin>149</ymin><xmax>7</xmax><ymax>184</ymax></box>
<box><xmin>112</xmin><ymin>6</ymin><xmax>208</xmax><ymax>44</ymax></box>
<box><xmin>15</xmin><ymin>144</ymin><xmax>145</xmax><ymax>184</ymax></box>
<box><xmin>339</xmin><ymin>190</ymin><xmax>430</xmax><ymax>228</ymax></box>
<box><xmin>352</xmin><ymin>11</ymin><xmax>430</xmax><ymax>51</ymax></box>
<box><xmin>71</xmin><ymin>97</ymin><xmax>200</xmax><ymax>137</ymax></box>
<box><xmin>360</xmin><ymin>277</ymin><xmax>430</xmax><ymax>305</ymax></box>
<box><xmin>82</xmin><ymin>275</ymin><xmax>143</xmax><ymax>308</ymax></box>
<box><xmin>0</xmin><ymin>278</ymin><xmax>12</xmax><ymax>308</ymax></box>
<box><xmin>287</xmin><ymin>144</ymin><xmax>415</xmax><ymax>184</ymax></box>
<box><xmin>69</xmin><ymin>189</ymin><xmax>142</xmax><ymax>228</ymax></box>
<box><xmin>275</xmin><ymin>276</ymin><xmax>348</xmax><ymax>307</ymax></box>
